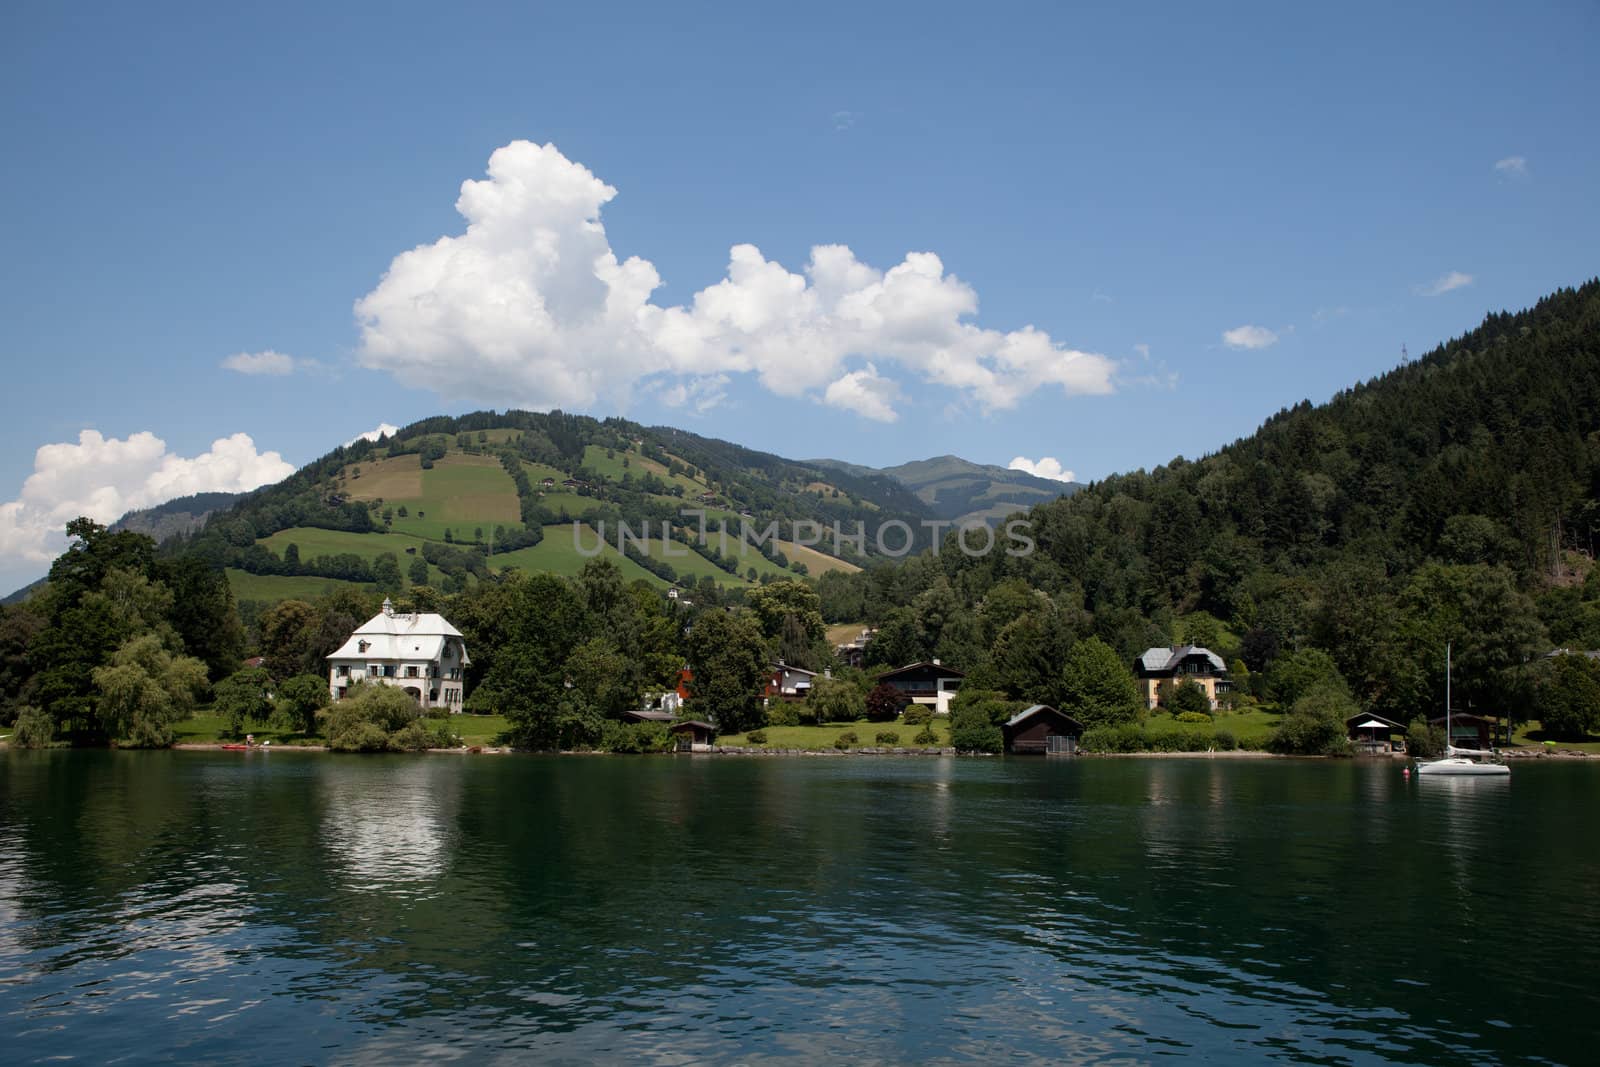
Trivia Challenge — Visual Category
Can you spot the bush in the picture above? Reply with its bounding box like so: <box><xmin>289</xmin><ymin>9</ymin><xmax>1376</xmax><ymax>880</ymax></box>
<box><xmin>1166</xmin><ymin>679</ymin><xmax>1213</xmax><ymax>717</ymax></box>
<box><xmin>914</xmin><ymin>724</ymin><xmax>939</xmax><ymax>746</ymax></box>
<box><xmin>1148</xmin><ymin>727</ymin><xmax>1214</xmax><ymax>752</ymax></box>
<box><xmin>600</xmin><ymin>720</ymin><xmax>674</xmax><ymax>753</ymax></box>
<box><xmin>902</xmin><ymin>704</ymin><xmax>933</xmax><ymax>726</ymax></box>
<box><xmin>11</xmin><ymin>706</ymin><xmax>64</xmax><ymax>749</ymax></box>
<box><xmin>1175</xmin><ymin>710</ymin><xmax>1212</xmax><ymax>724</ymax></box>
<box><xmin>747</xmin><ymin>729</ymin><xmax>768</xmax><ymax>745</ymax></box>
<box><xmin>1238</xmin><ymin>732</ymin><xmax>1269</xmax><ymax>751</ymax></box>
<box><xmin>875</xmin><ymin>730</ymin><xmax>900</xmax><ymax>745</ymax></box>
<box><xmin>1213</xmin><ymin>728</ymin><xmax>1238</xmax><ymax>751</ymax></box>
<box><xmin>1407</xmin><ymin>717</ymin><xmax>1445</xmax><ymax>758</ymax></box>
<box><xmin>948</xmin><ymin>703</ymin><xmax>1003</xmax><ymax>753</ymax></box>
<box><xmin>834</xmin><ymin>730</ymin><xmax>858</xmax><ymax>749</ymax></box>
<box><xmin>1269</xmin><ymin>682</ymin><xmax>1355</xmax><ymax>756</ymax></box>
<box><xmin>324</xmin><ymin>684</ymin><xmax>423</xmax><ymax>752</ymax></box>
<box><xmin>1080</xmin><ymin>723</ymin><xmax>1147</xmax><ymax>753</ymax></box>
<box><xmin>864</xmin><ymin>683</ymin><xmax>904</xmax><ymax>723</ymax></box>
<box><xmin>813</xmin><ymin>677</ymin><xmax>867</xmax><ymax>723</ymax></box>
<box><xmin>765</xmin><ymin>704</ymin><xmax>800</xmax><ymax>727</ymax></box>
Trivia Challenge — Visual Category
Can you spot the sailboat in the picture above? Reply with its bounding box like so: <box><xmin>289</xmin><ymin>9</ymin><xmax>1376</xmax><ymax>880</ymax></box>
<box><xmin>1416</xmin><ymin>642</ymin><xmax>1509</xmax><ymax>777</ymax></box>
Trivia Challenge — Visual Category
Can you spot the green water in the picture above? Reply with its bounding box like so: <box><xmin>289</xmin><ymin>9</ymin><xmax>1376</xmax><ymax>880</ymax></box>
<box><xmin>1</xmin><ymin>752</ymin><xmax>1596</xmax><ymax>1063</ymax></box>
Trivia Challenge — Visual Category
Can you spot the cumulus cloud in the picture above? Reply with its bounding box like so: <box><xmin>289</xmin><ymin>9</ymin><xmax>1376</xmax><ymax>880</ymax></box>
<box><xmin>1008</xmin><ymin>456</ymin><xmax>1076</xmax><ymax>483</ymax></box>
<box><xmin>656</xmin><ymin>375</ymin><xmax>729</xmax><ymax>415</ymax></box>
<box><xmin>1419</xmin><ymin>271</ymin><xmax>1474</xmax><ymax>296</ymax></box>
<box><xmin>0</xmin><ymin>430</ymin><xmax>294</xmax><ymax>565</ymax></box>
<box><xmin>824</xmin><ymin>363</ymin><xmax>901</xmax><ymax>422</ymax></box>
<box><xmin>221</xmin><ymin>350</ymin><xmax>298</xmax><ymax>376</ymax></box>
<box><xmin>344</xmin><ymin>423</ymin><xmax>401</xmax><ymax>446</ymax></box>
<box><xmin>1222</xmin><ymin>324</ymin><xmax>1279</xmax><ymax>350</ymax></box>
<box><xmin>1493</xmin><ymin>156</ymin><xmax>1528</xmax><ymax>178</ymax></box>
<box><xmin>354</xmin><ymin>141</ymin><xmax>1118</xmax><ymax>420</ymax></box>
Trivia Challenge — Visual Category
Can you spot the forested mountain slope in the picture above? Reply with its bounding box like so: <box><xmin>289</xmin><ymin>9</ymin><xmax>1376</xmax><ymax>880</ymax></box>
<box><xmin>824</xmin><ymin>280</ymin><xmax>1600</xmax><ymax>724</ymax></box>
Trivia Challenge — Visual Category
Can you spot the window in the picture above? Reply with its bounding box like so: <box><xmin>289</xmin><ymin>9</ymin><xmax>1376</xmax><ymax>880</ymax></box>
<box><xmin>368</xmin><ymin>664</ymin><xmax>380</xmax><ymax>675</ymax></box>
<box><xmin>406</xmin><ymin>666</ymin><xmax>419</xmax><ymax>678</ymax></box>
<box><xmin>384</xmin><ymin>665</ymin><xmax>396</xmax><ymax>678</ymax></box>
<box><xmin>337</xmin><ymin>665</ymin><xmax>350</xmax><ymax>678</ymax></box>
<box><xmin>358</xmin><ymin>640</ymin><xmax>369</xmax><ymax>654</ymax></box>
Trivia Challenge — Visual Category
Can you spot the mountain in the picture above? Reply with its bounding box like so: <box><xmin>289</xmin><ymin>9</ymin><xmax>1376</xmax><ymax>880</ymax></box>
<box><xmin>112</xmin><ymin>491</ymin><xmax>243</xmax><ymax>540</ymax></box>
<box><xmin>834</xmin><ymin>279</ymin><xmax>1600</xmax><ymax>728</ymax></box>
<box><xmin>815</xmin><ymin>454</ymin><xmax>1081</xmax><ymax>526</ymax></box>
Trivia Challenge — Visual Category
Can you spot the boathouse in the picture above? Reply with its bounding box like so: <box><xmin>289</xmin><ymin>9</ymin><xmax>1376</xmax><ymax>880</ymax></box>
<box><xmin>1002</xmin><ymin>704</ymin><xmax>1085</xmax><ymax>755</ymax></box>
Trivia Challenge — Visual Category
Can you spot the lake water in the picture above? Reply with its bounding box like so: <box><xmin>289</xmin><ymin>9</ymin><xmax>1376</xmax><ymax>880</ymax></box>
<box><xmin>2</xmin><ymin>751</ymin><xmax>1596</xmax><ymax>1064</ymax></box>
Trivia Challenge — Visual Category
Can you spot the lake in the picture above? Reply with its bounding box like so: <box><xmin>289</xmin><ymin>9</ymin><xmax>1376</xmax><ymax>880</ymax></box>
<box><xmin>2</xmin><ymin>751</ymin><xmax>1596</xmax><ymax>1064</ymax></box>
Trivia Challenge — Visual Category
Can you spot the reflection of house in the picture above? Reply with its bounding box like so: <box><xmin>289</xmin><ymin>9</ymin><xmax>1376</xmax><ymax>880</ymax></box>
<box><xmin>877</xmin><ymin>660</ymin><xmax>965</xmax><ymax>716</ymax></box>
<box><xmin>1134</xmin><ymin>646</ymin><xmax>1230</xmax><ymax>710</ymax></box>
<box><xmin>1002</xmin><ymin>704</ymin><xmax>1084</xmax><ymax>755</ymax></box>
<box><xmin>765</xmin><ymin>663</ymin><xmax>817</xmax><ymax>701</ymax></box>
<box><xmin>326</xmin><ymin>598</ymin><xmax>470</xmax><ymax>711</ymax></box>
<box><xmin>1346</xmin><ymin>712</ymin><xmax>1408</xmax><ymax>755</ymax></box>
<box><xmin>1429</xmin><ymin>712</ymin><xmax>1498</xmax><ymax>750</ymax></box>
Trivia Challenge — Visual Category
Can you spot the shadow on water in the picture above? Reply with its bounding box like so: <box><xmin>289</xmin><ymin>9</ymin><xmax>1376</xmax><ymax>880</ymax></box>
<box><xmin>1</xmin><ymin>750</ymin><xmax>1597</xmax><ymax>1063</ymax></box>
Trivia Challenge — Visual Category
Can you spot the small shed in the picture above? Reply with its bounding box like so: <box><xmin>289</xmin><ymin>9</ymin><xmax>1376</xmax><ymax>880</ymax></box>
<box><xmin>1002</xmin><ymin>704</ymin><xmax>1085</xmax><ymax>755</ymax></box>
<box><xmin>670</xmin><ymin>720</ymin><xmax>715</xmax><ymax>752</ymax></box>
<box><xmin>1429</xmin><ymin>713</ymin><xmax>1497</xmax><ymax>750</ymax></box>
<box><xmin>1345</xmin><ymin>712</ymin><xmax>1408</xmax><ymax>755</ymax></box>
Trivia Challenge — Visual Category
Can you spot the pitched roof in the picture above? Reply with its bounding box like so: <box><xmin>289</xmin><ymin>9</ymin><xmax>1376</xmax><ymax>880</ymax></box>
<box><xmin>1137</xmin><ymin>645</ymin><xmax>1226</xmax><ymax>673</ymax></box>
<box><xmin>326</xmin><ymin>608</ymin><xmax>469</xmax><ymax>663</ymax></box>
<box><xmin>1004</xmin><ymin>703</ymin><xmax>1085</xmax><ymax>731</ymax></box>
<box><xmin>877</xmin><ymin>660</ymin><xmax>967</xmax><ymax>680</ymax></box>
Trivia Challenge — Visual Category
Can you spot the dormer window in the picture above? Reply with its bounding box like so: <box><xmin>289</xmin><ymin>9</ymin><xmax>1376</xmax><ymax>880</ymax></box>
<box><xmin>358</xmin><ymin>640</ymin><xmax>369</xmax><ymax>654</ymax></box>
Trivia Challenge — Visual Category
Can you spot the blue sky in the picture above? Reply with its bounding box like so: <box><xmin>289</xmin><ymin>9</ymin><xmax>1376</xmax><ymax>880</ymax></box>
<box><xmin>2</xmin><ymin>0</ymin><xmax>1597</xmax><ymax>590</ymax></box>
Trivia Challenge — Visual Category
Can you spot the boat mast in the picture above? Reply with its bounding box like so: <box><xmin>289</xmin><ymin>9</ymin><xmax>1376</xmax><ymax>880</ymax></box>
<box><xmin>1445</xmin><ymin>641</ymin><xmax>1452</xmax><ymax>752</ymax></box>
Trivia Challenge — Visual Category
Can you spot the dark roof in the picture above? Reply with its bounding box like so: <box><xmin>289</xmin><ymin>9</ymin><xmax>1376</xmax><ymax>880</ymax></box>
<box><xmin>670</xmin><ymin>720</ymin><xmax>715</xmax><ymax>731</ymax></box>
<box><xmin>1136</xmin><ymin>645</ymin><xmax>1227</xmax><ymax>673</ymax></box>
<box><xmin>772</xmin><ymin>662</ymin><xmax>818</xmax><ymax>677</ymax></box>
<box><xmin>624</xmin><ymin>709</ymin><xmax>676</xmax><ymax>722</ymax></box>
<box><xmin>877</xmin><ymin>661</ymin><xmax>967</xmax><ymax>681</ymax></box>
<box><xmin>1428</xmin><ymin>713</ymin><xmax>1499</xmax><ymax>726</ymax></box>
<box><xmin>1004</xmin><ymin>704</ymin><xmax>1085</xmax><ymax>732</ymax></box>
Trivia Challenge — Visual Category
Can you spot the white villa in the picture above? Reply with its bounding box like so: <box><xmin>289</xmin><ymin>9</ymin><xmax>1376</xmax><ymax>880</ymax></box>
<box><xmin>326</xmin><ymin>598</ymin><xmax>470</xmax><ymax>711</ymax></box>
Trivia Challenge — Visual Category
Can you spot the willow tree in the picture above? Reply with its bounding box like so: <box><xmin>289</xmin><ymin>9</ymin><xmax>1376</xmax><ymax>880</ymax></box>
<box><xmin>91</xmin><ymin>634</ymin><xmax>208</xmax><ymax>747</ymax></box>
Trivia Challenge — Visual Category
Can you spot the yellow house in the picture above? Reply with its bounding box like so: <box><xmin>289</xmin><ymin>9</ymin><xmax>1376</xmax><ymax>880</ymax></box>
<box><xmin>1134</xmin><ymin>645</ymin><xmax>1230</xmax><ymax>710</ymax></box>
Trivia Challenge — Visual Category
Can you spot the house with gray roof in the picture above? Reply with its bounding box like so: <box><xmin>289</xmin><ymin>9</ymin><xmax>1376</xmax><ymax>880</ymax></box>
<box><xmin>1134</xmin><ymin>645</ymin><xmax>1230</xmax><ymax>711</ymax></box>
<box><xmin>326</xmin><ymin>598</ymin><xmax>470</xmax><ymax>712</ymax></box>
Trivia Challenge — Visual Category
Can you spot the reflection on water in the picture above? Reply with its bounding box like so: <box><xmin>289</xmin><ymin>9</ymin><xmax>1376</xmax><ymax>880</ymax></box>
<box><xmin>1</xmin><ymin>752</ymin><xmax>1597</xmax><ymax>1064</ymax></box>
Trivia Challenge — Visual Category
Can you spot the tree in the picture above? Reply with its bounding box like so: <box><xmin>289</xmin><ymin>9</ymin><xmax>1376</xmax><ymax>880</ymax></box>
<box><xmin>1269</xmin><ymin>682</ymin><xmax>1356</xmax><ymax>755</ymax></box>
<box><xmin>811</xmin><ymin>676</ymin><xmax>866</xmax><ymax>723</ymax></box>
<box><xmin>864</xmin><ymin>682</ymin><xmax>904</xmax><ymax>722</ymax></box>
<box><xmin>948</xmin><ymin>690</ymin><xmax>1013</xmax><ymax>753</ymax></box>
<box><xmin>1267</xmin><ymin>648</ymin><xmax>1346</xmax><ymax>708</ymax></box>
<box><xmin>1535</xmin><ymin>653</ymin><xmax>1600</xmax><ymax>739</ymax></box>
<box><xmin>408</xmin><ymin>556</ymin><xmax>430</xmax><ymax>586</ymax></box>
<box><xmin>1167</xmin><ymin>679</ymin><xmax>1212</xmax><ymax>717</ymax></box>
<box><xmin>273</xmin><ymin>674</ymin><xmax>330</xmax><ymax>734</ymax></box>
<box><xmin>258</xmin><ymin>600</ymin><xmax>320</xmax><ymax>680</ymax></box>
<box><xmin>471</xmin><ymin>573</ymin><xmax>591</xmax><ymax>747</ymax></box>
<box><xmin>373</xmin><ymin>552</ymin><xmax>403</xmax><ymax>589</ymax></box>
<box><xmin>212</xmin><ymin>666</ymin><xmax>273</xmax><ymax>738</ymax></box>
<box><xmin>1059</xmin><ymin>636</ymin><xmax>1143</xmax><ymax>727</ymax></box>
<box><xmin>686</xmin><ymin>610</ymin><xmax>769</xmax><ymax>734</ymax></box>
<box><xmin>747</xmin><ymin>580</ymin><xmax>826</xmax><ymax>666</ymax></box>
<box><xmin>90</xmin><ymin>634</ymin><xmax>208</xmax><ymax>747</ymax></box>
<box><xmin>990</xmin><ymin>610</ymin><xmax>1072</xmax><ymax>706</ymax></box>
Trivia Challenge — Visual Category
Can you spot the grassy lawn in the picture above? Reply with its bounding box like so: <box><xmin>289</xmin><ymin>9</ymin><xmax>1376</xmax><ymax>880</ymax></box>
<box><xmin>226</xmin><ymin>569</ymin><xmax>372</xmax><ymax>602</ymax></box>
<box><xmin>385</xmin><ymin>455</ymin><xmax>522</xmax><ymax>540</ymax></box>
<box><xmin>1143</xmin><ymin>708</ymin><xmax>1281</xmax><ymax>745</ymax></box>
<box><xmin>714</xmin><ymin>715</ymin><xmax>950</xmax><ymax>749</ymax></box>
<box><xmin>173</xmin><ymin>712</ymin><xmax>512</xmax><ymax>748</ymax></box>
<box><xmin>777</xmin><ymin>539</ymin><xmax>861</xmax><ymax>576</ymax></box>
<box><xmin>827</xmin><ymin>622</ymin><xmax>869</xmax><ymax>646</ymax></box>
<box><xmin>1510</xmin><ymin>720</ymin><xmax>1600</xmax><ymax>752</ymax></box>
<box><xmin>262</xmin><ymin>526</ymin><xmax>432</xmax><ymax>564</ymax></box>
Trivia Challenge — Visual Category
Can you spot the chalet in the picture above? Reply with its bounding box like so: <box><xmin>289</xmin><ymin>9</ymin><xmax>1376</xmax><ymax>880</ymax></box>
<box><xmin>670</xmin><ymin>720</ymin><xmax>715</xmax><ymax>752</ymax></box>
<box><xmin>876</xmin><ymin>660</ymin><xmax>965</xmax><ymax>716</ymax></box>
<box><xmin>1134</xmin><ymin>645</ymin><xmax>1230</xmax><ymax>711</ymax></box>
<box><xmin>1346</xmin><ymin>712</ymin><xmax>1408</xmax><ymax>755</ymax></box>
<box><xmin>1002</xmin><ymin>704</ymin><xmax>1085</xmax><ymax>755</ymax></box>
<box><xmin>765</xmin><ymin>663</ymin><xmax>817</xmax><ymax>702</ymax></box>
<box><xmin>326</xmin><ymin>598</ymin><xmax>470</xmax><ymax>711</ymax></box>
<box><xmin>540</xmin><ymin>477</ymin><xmax>556</xmax><ymax>489</ymax></box>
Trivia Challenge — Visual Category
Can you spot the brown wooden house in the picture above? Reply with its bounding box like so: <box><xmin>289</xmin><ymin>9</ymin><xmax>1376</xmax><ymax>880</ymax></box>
<box><xmin>670</xmin><ymin>720</ymin><xmax>715</xmax><ymax>751</ymax></box>
<box><xmin>1345</xmin><ymin>712</ymin><xmax>1408</xmax><ymax>755</ymax></box>
<box><xmin>1002</xmin><ymin>704</ymin><xmax>1085</xmax><ymax>755</ymax></box>
<box><xmin>1429</xmin><ymin>712</ymin><xmax>1498</xmax><ymax>750</ymax></box>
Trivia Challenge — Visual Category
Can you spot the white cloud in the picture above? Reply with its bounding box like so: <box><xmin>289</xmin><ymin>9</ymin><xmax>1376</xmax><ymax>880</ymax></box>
<box><xmin>1493</xmin><ymin>156</ymin><xmax>1528</xmax><ymax>178</ymax></box>
<box><xmin>353</xmin><ymin>141</ymin><xmax>1119</xmax><ymax>420</ymax></box>
<box><xmin>1008</xmin><ymin>456</ymin><xmax>1076</xmax><ymax>483</ymax></box>
<box><xmin>824</xmin><ymin>363</ymin><xmax>901</xmax><ymax>422</ymax></box>
<box><xmin>1419</xmin><ymin>271</ymin><xmax>1474</xmax><ymax>296</ymax></box>
<box><xmin>221</xmin><ymin>350</ymin><xmax>298</xmax><ymax>376</ymax></box>
<box><xmin>0</xmin><ymin>430</ymin><xmax>295</xmax><ymax>566</ymax></box>
<box><xmin>345</xmin><ymin>423</ymin><xmax>401</xmax><ymax>446</ymax></box>
<box><xmin>1222</xmin><ymin>324</ymin><xmax>1279</xmax><ymax>350</ymax></box>
<box><xmin>656</xmin><ymin>374</ymin><xmax>729</xmax><ymax>415</ymax></box>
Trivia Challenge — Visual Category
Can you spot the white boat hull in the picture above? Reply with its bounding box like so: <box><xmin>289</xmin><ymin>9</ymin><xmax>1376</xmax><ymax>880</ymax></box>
<box><xmin>1416</xmin><ymin>757</ymin><xmax>1510</xmax><ymax>776</ymax></box>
